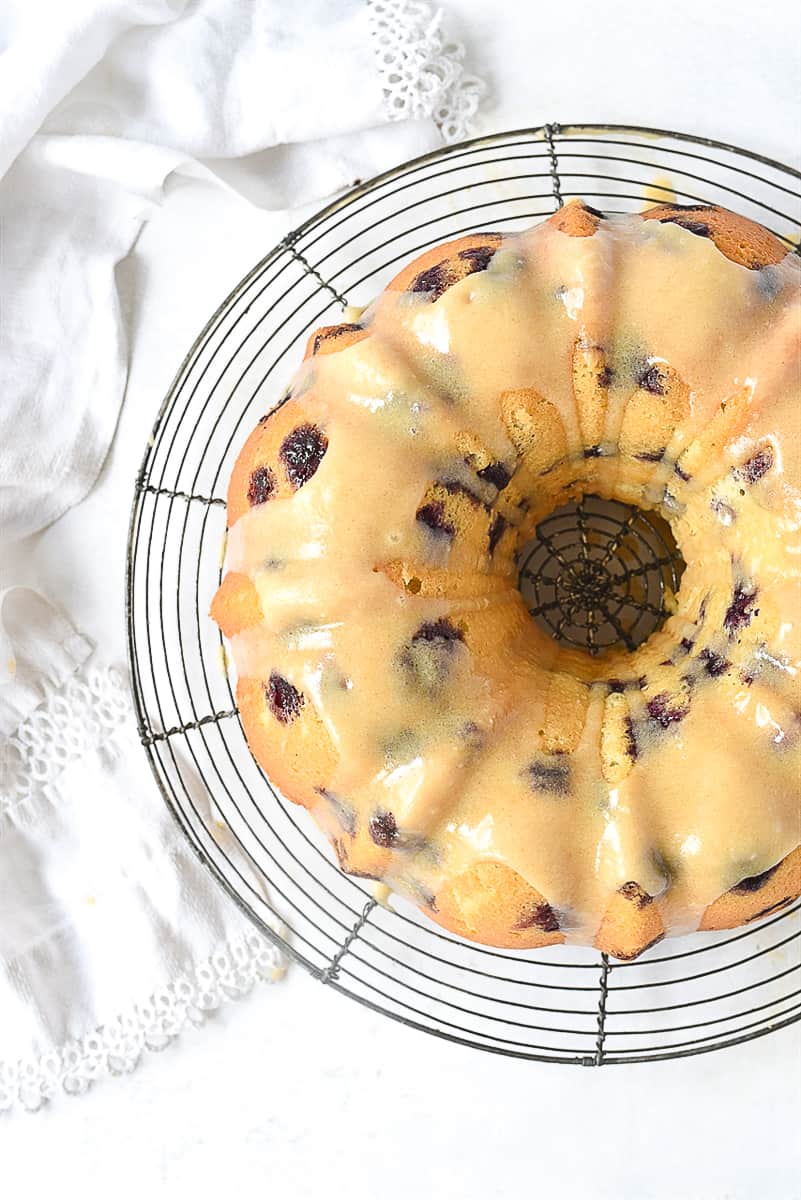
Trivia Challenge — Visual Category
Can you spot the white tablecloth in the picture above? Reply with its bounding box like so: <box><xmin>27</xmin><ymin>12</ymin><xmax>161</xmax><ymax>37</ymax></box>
<box><xmin>0</xmin><ymin>0</ymin><xmax>483</xmax><ymax>1107</ymax></box>
<box><xmin>3</xmin><ymin>1</ymin><xmax>800</xmax><ymax>1196</ymax></box>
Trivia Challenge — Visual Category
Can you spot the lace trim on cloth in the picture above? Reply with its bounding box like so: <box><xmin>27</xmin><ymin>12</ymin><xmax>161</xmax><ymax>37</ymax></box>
<box><xmin>0</xmin><ymin>933</ymin><xmax>286</xmax><ymax>1113</ymax></box>
<box><xmin>0</xmin><ymin>660</ymin><xmax>288</xmax><ymax>1112</ymax></box>
<box><xmin>0</xmin><ymin>586</ymin><xmax>93</xmax><ymax>737</ymax></box>
<box><xmin>0</xmin><ymin>665</ymin><xmax>131</xmax><ymax>818</ymax></box>
<box><xmin>367</xmin><ymin>0</ymin><xmax>486</xmax><ymax>143</ymax></box>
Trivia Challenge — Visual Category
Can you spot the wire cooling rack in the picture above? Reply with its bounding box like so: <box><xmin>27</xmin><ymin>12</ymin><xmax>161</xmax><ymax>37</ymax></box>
<box><xmin>127</xmin><ymin>124</ymin><xmax>801</xmax><ymax>1065</ymax></box>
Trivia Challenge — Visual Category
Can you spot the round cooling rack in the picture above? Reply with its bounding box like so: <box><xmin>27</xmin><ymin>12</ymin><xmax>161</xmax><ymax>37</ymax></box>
<box><xmin>127</xmin><ymin>124</ymin><xmax>801</xmax><ymax>1065</ymax></box>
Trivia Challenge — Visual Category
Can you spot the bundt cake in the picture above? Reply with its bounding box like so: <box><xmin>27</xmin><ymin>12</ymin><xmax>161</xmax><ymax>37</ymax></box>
<box><xmin>211</xmin><ymin>200</ymin><xmax>801</xmax><ymax>960</ymax></box>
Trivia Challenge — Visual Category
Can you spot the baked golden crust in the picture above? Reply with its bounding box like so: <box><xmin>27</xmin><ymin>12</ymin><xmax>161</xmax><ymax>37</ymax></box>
<box><xmin>618</xmin><ymin>363</ymin><xmax>691</xmax><ymax>460</ymax></box>
<box><xmin>386</xmin><ymin>232</ymin><xmax>504</xmax><ymax>295</ymax></box>
<box><xmin>304</xmin><ymin>322</ymin><xmax>369</xmax><ymax>360</ymax></box>
<box><xmin>641</xmin><ymin>202</ymin><xmax>789</xmax><ymax>269</ymax></box>
<box><xmin>236</xmin><ymin>675</ymin><xmax>338</xmax><ymax>810</ymax></box>
<box><xmin>549</xmin><ymin>198</ymin><xmax>605</xmax><ymax>238</ymax></box>
<box><xmin>699</xmin><ymin>845</ymin><xmax>801</xmax><ymax>931</ymax></box>
<box><xmin>225</xmin><ymin>399</ymin><xmax>318</xmax><ymax>526</ymax></box>
<box><xmin>594</xmin><ymin>883</ymin><xmax>665</xmax><ymax>960</ymax></box>
<box><xmin>376</xmin><ymin>560</ymin><xmax>514</xmax><ymax>599</ymax></box>
<box><xmin>429</xmin><ymin>861</ymin><xmax>565</xmax><ymax>950</ymax></box>
<box><xmin>213</xmin><ymin>201</ymin><xmax>801</xmax><ymax>960</ymax></box>
<box><xmin>210</xmin><ymin>571</ymin><xmax>262</xmax><ymax>638</ymax></box>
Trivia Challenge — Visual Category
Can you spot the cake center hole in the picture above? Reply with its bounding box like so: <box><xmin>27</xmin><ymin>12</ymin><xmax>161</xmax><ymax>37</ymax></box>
<box><xmin>517</xmin><ymin>495</ymin><xmax>685</xmax><ymax>656</ymax></box>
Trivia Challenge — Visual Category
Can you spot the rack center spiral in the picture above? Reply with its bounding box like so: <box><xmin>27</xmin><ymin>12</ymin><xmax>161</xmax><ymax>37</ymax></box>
<box><xmin>518</xmin><ymin>495</ymin><xmax>685</xmax><ymax>655</ymax></box>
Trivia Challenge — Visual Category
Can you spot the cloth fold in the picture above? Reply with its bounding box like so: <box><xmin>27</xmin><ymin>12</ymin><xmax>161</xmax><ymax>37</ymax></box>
<box><xmin>0</xmin><ymin>0</ymin><xmax>485</xmax><ymax>1109</ymax></box>
<box><xmin>0</xmin><ymin>0</ymin><xmax>484</xmax><ymax>543</ymax></box>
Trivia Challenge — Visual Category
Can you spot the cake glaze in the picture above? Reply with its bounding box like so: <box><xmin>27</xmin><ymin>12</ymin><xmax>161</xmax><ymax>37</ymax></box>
<box><xmin>212</xmin><ymin>201</ymin><xmax>801</xmax><ymax>960</ymax></box>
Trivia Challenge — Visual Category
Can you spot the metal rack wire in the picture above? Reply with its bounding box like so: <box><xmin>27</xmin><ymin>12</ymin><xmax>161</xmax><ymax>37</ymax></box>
<box><xmin>126</xmin><ymin>124</ymin><xmax>801</xmax><ymax>1065</ymax></box>
<box><xmin>519</xmin><ymin>495</ymin><xmax>684</xmax><ymax>655</ymax></box>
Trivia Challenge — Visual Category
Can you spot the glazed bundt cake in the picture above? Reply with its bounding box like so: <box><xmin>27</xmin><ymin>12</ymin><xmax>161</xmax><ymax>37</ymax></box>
<box><xmin>212</xmin><ymin>200</ymin><xmax>801</xmax><ymax>960</ymax></box>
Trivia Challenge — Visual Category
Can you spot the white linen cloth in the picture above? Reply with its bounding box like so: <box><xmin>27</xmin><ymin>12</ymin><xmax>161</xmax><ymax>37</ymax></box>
<box><xmin>0</xmin><ymin>0</ymin><xmax>485</xmax><ymax>1110</ymax></box>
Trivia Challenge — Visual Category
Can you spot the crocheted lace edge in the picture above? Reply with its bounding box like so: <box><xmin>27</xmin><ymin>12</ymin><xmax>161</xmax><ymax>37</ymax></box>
<box><xmin>0</xmin><ymin>930</ymin><xmax>286</xmax><ymax>1113</ymax></box>
<box><xmin>0</xmin><ymin>664</ymin><xmax>287</xmax><ymax>1113</ymax></box>
<box><xmin>367</xmin><ymin>0</ymin><xmax>487</xmax><ymax>143</ymax></box>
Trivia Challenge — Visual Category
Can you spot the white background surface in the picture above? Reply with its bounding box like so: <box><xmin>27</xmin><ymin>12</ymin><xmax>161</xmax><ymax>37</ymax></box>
<box><xmin>4</xmin><ymin>1</ymin><xmax>801</xmax><ymax>1196</ymax></box>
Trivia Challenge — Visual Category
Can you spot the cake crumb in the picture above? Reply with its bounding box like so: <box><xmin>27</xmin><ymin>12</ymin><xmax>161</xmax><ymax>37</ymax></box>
<box><xmin>643</xmin><ymin>175</ymin><xmax>676</xmax><ymax>208</ymax></box>
<box><xmin>372</xmin><ymin>882</ymin><xmax>393</xmax><ymax>908</ymax></box>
